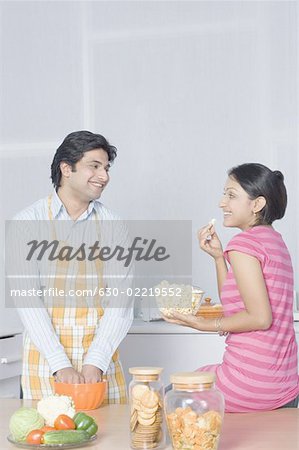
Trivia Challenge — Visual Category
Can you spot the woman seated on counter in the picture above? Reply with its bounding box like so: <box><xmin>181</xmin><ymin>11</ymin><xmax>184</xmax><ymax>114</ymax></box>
<box><xmin>164</xmin><ymin>163</ymin><xmax>299</xmax><ymax>412</ymax></box>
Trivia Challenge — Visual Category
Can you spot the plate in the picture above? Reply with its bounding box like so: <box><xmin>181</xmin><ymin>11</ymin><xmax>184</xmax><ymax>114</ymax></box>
<box><xmin>7</xmin><ymin>434</ymin><xmax>97</xmax><ymax>449</ymax></box>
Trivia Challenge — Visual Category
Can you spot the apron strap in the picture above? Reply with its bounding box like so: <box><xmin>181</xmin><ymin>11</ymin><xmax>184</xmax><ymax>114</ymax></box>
<box><xmin>48</xmin><ymin>194</ymin><xmax>53</xmax><ymax>220</ymax></box>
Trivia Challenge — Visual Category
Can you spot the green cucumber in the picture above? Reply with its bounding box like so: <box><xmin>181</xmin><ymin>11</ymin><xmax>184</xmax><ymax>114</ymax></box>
<box><xmin>43</xmin><ymin>430</ymin><xmax>90</xmax><ymax>445</ymax></box>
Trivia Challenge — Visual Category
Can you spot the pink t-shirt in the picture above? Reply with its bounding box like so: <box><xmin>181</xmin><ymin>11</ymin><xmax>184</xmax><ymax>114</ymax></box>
<box><xmin>199</xmin><ymin>226</ymin><xmax>299</xmax><ymax>412</ymax></box>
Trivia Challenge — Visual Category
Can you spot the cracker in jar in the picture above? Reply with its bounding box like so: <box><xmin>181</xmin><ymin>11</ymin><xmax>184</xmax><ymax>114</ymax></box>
<box><xmin>130</xmin><ymin>409</ymin><xmax>138</xmax><ymax>432</ymax></box>
<box><xmin>130</xmin><ymin>383</ymin><xmax>164</xmax><ymax>449</ymax></box>
<box><xmin>181</xmin><ymin>409</ymin><xmax>197</xmax><ymax>425</ymax></box>
<box><xmin>167</xmin><ymin>406</ymin><xmax>222</xmax><ymax>450</ymax></box>
<box><xmin>133</xmin><ymin>399</ymin><xmax>143</xmax><ymax>411</ymax></box>
<box><xmin>132</xmin><ymin>383</ymin><xmax>150</xmax><ymax>400</ymax></box>
<box><xmin>138</xmin><ymin>415</ymin><xmax>156</xmax><ymax>426</ymax></box>
<box><xmin>138</xmin><ymin>410</ymin><xmax>156</xmax><ymax>420</ymax></box>
<box><xmin>140</xmin><ymin>390</ymin><xmax>159</xmax><ymax>409</ymax></box>
<box><xmin>200</xmin><ymin>432</ymin><xmax>217</xmax><ymax>450</ymax></box>
<box><xmin>203</xmin><ymin>410</ymin><xmax>222</xmax><ymax>435</ymax></box>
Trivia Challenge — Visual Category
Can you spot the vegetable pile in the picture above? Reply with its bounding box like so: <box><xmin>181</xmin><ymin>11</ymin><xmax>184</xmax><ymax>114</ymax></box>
<box><xmin>9</xmin><ymin>395</ymin><xmax>98</xmax><ymax>445</ymax></box>
<box><xmin>37</xmin><ymin>394</ymin><xmax>75</xmax><ymax>427</ymax></box>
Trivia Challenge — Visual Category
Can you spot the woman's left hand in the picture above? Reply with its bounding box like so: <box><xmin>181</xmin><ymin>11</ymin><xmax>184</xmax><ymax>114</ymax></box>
<box><xmin>162</xmin><ymin>311</ymin><xmax>206</xmax><ymax>331</ymax></box>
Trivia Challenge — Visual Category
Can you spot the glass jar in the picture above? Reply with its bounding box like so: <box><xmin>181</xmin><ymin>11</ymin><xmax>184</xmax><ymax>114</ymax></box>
<box><xmin>129</xmin><ymin>367</ymin><xmax>166</xmax><ymax>449</ymax></box>
<box><xmin>164</xmin><ymin>372</ymin><xmax>224</xmax><ymax>450</ymax></box>
<box><xmin>195</xmin><ymin>297</ymin><xmax>223</xmax><ymax>319</ymax></box>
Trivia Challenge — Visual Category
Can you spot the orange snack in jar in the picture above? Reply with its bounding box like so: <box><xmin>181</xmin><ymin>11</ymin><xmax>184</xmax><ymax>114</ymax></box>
<box><xmin>165</xmin><ymin>372</ymin><xmax>224</xmax><ymax>450</ymax></box>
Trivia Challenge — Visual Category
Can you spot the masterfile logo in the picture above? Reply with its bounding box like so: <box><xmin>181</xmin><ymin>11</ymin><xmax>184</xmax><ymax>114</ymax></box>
<box><xmin>5</xmin><ymin>220</ymin><xmax>192</xmax><ymax>309</ymax></box>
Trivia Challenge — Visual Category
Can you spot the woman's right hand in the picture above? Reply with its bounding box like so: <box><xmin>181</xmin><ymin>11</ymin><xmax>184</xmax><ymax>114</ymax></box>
<box><xmin>198</xmin><ymin>223</ymin><xmax>224</xmax><ymax>259</ymax></box>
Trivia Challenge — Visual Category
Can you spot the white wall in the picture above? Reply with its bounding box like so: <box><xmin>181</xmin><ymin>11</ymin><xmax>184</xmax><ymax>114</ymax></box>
<box><xmin>0</xmin><ymin>1</ymin><xmax>298</xmax><ymax>330</ymax></box>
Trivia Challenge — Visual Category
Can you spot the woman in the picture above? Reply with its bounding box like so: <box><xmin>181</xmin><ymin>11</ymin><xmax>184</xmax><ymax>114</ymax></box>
<box><xmin>164</xmin><ymin>163</ymin><xmax>299</xmax><ymax>412</ymax></box>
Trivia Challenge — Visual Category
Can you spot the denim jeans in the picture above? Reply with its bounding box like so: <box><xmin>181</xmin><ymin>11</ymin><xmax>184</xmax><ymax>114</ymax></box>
<box><xmin>278</xmin><ymin>395</ymin><xmax>299</xmax><ymax>409</ymax></box>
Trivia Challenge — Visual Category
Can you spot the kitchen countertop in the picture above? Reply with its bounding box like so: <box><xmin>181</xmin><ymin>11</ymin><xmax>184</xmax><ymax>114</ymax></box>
<box><xmin>130</xmin><ymin>318</ymin><xmax>299</xmax><ymax>334</ymax></box>
<box><xmin>1</xmin><ymin>399</ymin><xmax>299</xmax><ymax>450</ymax></box>
<box><xmin>1</xmin><ymin>319</ymin><xmax>298</xmax><ymax>337</ymax></box>
<box><xmin>0</xmin><ymin>328</ymin><xmax>23</xmax><ymax>339</ymax></box>
<box><xmin>129</xmin><ymin>319</ymin><xmax>211</xmax><ymax>334</ymax></box>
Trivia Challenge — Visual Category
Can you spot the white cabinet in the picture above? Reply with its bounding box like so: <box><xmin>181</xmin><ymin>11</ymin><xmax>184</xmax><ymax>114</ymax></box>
<box><xmin>0</xmin><ymin>334</ymin><xmax>22</xmax><ymax>398</ymax></box>
<box><xmin>119</xmin><ymin>321</ymin><xmax>299</xmax><ymax>387</ymax></box>
<box><xmin>119</xmin><ymin>328</ymin><xmax>226</xmax><ymax>386</ymax></box>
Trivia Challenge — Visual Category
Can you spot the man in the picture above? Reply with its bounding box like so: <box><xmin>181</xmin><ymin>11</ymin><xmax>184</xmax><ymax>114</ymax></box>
<box><xmin>12</xmin><ymin>131</ymin><xmax>133</xmax><ymax>402</ymax></box>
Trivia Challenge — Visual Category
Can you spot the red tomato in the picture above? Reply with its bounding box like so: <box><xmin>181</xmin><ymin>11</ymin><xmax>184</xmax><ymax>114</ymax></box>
<box><xmin>26</xmin><ymin>429</ymin><xmax>44</xmax><ymax>445</ymax></box>
<box><xmin>40</xmin><ymin>425</ymin><xmax>55</xmax><ymax>432</ymax></box>
<box><xmin>54</xmin><ymin>414</ymin><xmax>76</xmax><ymax>430</ymax></box>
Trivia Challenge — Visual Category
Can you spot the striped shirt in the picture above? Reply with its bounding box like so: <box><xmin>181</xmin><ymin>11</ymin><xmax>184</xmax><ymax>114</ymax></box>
<box><xmin>199</xmin><ymin>226</ymin><xmax>299</xmax><ymax>412</ymax></box>
<box><xmin>11</xmin><ymin>190</ymin><xmax>134</xmax><ymax>374</ymax></box>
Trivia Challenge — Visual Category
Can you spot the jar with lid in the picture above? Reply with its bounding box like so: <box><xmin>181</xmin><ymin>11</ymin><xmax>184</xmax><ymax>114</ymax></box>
<box><xmin>195</xmin><ymin>297</ymin><xmax>223</xmax><ymax>319</ymax></box>
<box><xmin>129</xmin><ymin>367</ymin><xmax>166</xmax><ymax>449</ymax></box>
<box><xmin>164</xmin><ymin>372</ymin><xmax>224</xmax><ymax>450</ymax></box>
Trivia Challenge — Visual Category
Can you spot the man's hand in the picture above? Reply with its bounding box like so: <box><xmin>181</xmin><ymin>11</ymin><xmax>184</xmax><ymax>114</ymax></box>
<box><xmin>81</xmin><ymin>365</ymin><xmax>103</xmax><ymax>383</ymax></box>
<box><xmin>54</xmin><ymin>367</ymin><xmax>85</xmax><ymax>383</ymax></box>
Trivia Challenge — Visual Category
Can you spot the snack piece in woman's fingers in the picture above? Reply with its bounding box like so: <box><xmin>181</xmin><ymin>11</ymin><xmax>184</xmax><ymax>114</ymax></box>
<box><xmin>209</xmin><ymin>218</ymin><xmax>216</xmax><ymax>228</ymax></box>
<box><xmin>206</xmin><ymin>218</ymin><xmax>216</xmax><ymax>241</ymax></box>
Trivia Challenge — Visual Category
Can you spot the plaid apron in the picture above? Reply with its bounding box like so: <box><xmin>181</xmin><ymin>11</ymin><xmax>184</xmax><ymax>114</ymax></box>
<box><xmin>21</xmin><ymin>195</ymin><xmax>127</xmax><ymax>403</ymax></box>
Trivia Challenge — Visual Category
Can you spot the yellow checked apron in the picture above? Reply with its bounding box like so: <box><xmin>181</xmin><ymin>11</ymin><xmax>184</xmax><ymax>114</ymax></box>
<box><xmin>21</xmin><ymin>195</ymin><xmax>127</xmax><ymax>403</ymax></box>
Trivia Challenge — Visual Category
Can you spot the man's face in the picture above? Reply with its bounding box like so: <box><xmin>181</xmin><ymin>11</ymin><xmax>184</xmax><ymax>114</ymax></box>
<box><xmin>62</xmin><ymin>148</ymin><xmax>110</xmax><ymax>202</ymax></box>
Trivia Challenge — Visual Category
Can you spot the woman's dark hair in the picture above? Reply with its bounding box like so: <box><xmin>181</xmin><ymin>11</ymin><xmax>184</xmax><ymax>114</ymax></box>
<box><xmin>51</xmin><ymin>130</ymin><xmax>117</xmax><ymax>189</ymax></box>
<box><xmin>228</xmin><ymin>163</ymin><xmax>287</xmax><ymax>225</ymax></box>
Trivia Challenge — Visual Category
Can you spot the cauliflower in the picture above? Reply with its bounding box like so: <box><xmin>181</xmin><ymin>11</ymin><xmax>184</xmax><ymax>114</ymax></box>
<box><xmin>37</xmin><ymin>394</ymin><xmax>76</xmax><ymax>426</ymax></box>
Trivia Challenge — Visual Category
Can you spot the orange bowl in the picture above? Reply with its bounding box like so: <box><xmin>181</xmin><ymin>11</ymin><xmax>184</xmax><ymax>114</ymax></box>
<box><xmin>54</xmin><ymin>380</ymin><xmax>107</xmax><ymax>410</ymax></box>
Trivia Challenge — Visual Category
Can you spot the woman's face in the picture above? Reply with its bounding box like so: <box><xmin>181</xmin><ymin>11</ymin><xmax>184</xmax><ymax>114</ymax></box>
<box><xmin>219</xmin><ymin>177</ymin><xmax>258</xmax><ymax>231</ymax></box>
